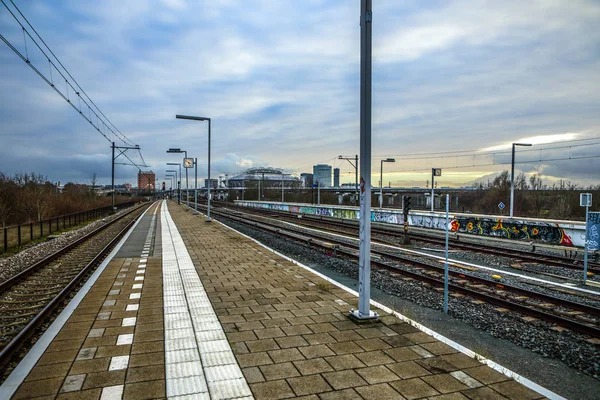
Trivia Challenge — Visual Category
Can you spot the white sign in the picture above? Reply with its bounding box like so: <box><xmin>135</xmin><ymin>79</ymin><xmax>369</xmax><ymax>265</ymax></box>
<box><xmin>580</xmin><ymin>193</ymin><xmax>592</xmax><ymax>207</ymax></box>
<box><xmin>498</xmin><ymin>202</ymin><xmax>505</xmax><ymax>210</ymax></box>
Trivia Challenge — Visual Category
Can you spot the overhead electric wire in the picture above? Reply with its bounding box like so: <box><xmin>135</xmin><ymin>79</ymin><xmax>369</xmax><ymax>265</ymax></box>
<box><xmin>0</xmin><ymin>0</ymin><xmax>149</xmax><ymax>171</ymax></box>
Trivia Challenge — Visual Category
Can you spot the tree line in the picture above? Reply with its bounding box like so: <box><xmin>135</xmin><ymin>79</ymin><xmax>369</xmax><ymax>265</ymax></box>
<box><xmin>0</xmin><ymin>172</ymin><xmax>127</xmax><ymax>227</ymax></box>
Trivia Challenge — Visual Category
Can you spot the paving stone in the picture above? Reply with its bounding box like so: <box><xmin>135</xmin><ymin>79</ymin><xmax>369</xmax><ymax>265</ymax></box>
<box><xmin>462</xmin><ymin>386</ymin><xmax>509</xmax><ymax>400</ymax></box>
<box><xmin>287</xmin><ymin>374</ymin><xmax>333</xmax><ymax>396</ymax></box>
<box><xmin>25</xmin><ymin>362</ymin><xmax>71</xmax><ymax>381</ymax></box>
<box><xmin>293</xmin><ymin>358</ymin><xmax>334</xmax><ymax>375</ymax></box>
<box><xmin>298</xmin><ymin>344</ymin><xmax>335</xmax><ymax>359</ymax></box>
<box><xmin>247</xmin><ymin>338</ymin><xmax>281</xmax><ymax>352</ymax></box>
<box><xmin>324</xmin><ymin>354</ymin><xmax>366</xmax><ymax>371</ymax></box>
<box><xmin>56</xmin><ymin>388</ymin><xmax>102</xmax><ymax>399</ymax></box>
<box><xmin>12</xmin><ymin>378</ymin><xmax>62</xmax><ymax>399</ymax></box>
<box><xmin>276</xmin><ymin>335</ymin><xmax>310</xmax><ymax>348</ymax></box>
<box><xmin>390</xmin><ymin>377</ymin><xmax>440</xmax><ymax>399</ymax></box>
<box><xmin>82</xmin><ymin>370</ymin><xmax>126</xmax><ymax>389</ymax></box>
<box><xmin>38</xmin><ymin>349</ymin><xmax>79</xmax><ymax>365</ymax></box>
<box><xmin>387</xmin><ymin>360</ymin><xmax>431</xmax><ymax>379</ymax></box>
<box><xmin>129</xmin><ymin>352</ymin><xmax>164</xmax><ymax>368</ymax></box>
<box><xmin>268</xmin><ymin>348</ymin><xmax>306</xmax><ymax>363</ymax></box>
<box><xmin>464</xmin><ymin>366</ymin><xmax>510</xmax><ymax>385</ymax></box>
<box><xmin>242</xmin><ymin>366</ymin><xmax>265</xmax><ymax>383</ymax></box>
<box><xmin>489</xmin><ymin>380</ymin><xmax>543</xmax><ymax>399</ymax></box>
<box><xmin>250</xmin><ymin>379</ymin><xmax>295</xmax><ymax>399</ymax></box>
<box><xmin>123</xmin><ymin>379</ymin><xmax>166</xmax><ymax>400</ymax></box>
<box><xmin>260</xmin><ymin>362</ymin><xmax>301</xmax><ymax>380</ymax></box>
<box><xmin>355</xmin><ymin>383</ymin><xmax>405</xmax><ymax>400</ymax></box>
<box><xmin>126</xmin><ymin>365</ymin><xmax>165</xmax><ymax>383</ymax></box>
<box><xmin>328</xmin><ymin>341</ymin><xmax>364</xmax><ymax>355</ymax></box>
<box><xmin>319</xmin><ymin>388</ymin><xmax>362</xmax><ymax>400</ymax></box>
<box><xmin>237</xmin><ymin>351</ymin><xmax>273</xmax><ymax>367</ymax></box>
<box><xmin>322</xmin><ymin>369</ymin><xmax>368</xmax><ymax>390</ymax></box>
<box><xmin>356</xmin><ymin>365</ymin><xmax>400</xmax><ymax>384</ymax></box>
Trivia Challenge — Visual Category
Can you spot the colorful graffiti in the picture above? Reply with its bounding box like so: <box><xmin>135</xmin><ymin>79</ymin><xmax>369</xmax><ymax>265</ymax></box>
<box><xmin>452</xmin><ymin>217</ymin><xmax>573</xmax><ymax>246</ymax></box>
<box><xmin>235</xmin><ymin>201</ymin><xmax>583</xmax><ymax>247</ymax></box>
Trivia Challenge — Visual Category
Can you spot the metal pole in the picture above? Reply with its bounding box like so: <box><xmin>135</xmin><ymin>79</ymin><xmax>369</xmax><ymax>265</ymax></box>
<box><xmin>185</xmin><ymin>151</ymin><xmax>188</xmax><ymax>206</ymax></box>
<box><xmin>352</xmin><ymin>0</ymin><xmax>376</xmax><ymax>320</ymax></box>
<box><xmin>510</xmin><ymin>143</ymin><xmax>515</xmax><ymax>218</ymax></box>
<box><xmin>444</xmin><ymin>194</ymin><xmax>450</xmax><ymax>313</ymax></box>
<box><xmin>318</xmin><ymin>184</ymin><xmax>321</xmax><ymax>205</ymax></box>
<box><xmin>431</xmin><ymin>169</ymin><xmax>435</xmax><ymax>212</ymax></box>
<box><xmin>379</xmin><ymin>160</ymin><xmax>383</xmax><ymax>208</ymax></box>
<box><xmin>281</xmin><ymin>173</ymin><xmax>284</xmax><ymax>203</ymax></box>
<box><xmin>194</xmin><ymin>158</ymin><xmax>198</xmax><ymax>214</ymax></box>
<box><xmin>355</xmin><ymin>154</ymin><xmax>358</xmax><ymax>204</ymax></box>
<box><xmin>179</xmin><ymin>164</ymin><xmax>182</xmax><ymax>204</ymax></box>
<box><xmin>584</xmin><ymin>204</ymin><xmax>589</xmax><ymax>283</ymax></box>
<box><xmin>207</xmin><ymin>119</ymin><xmax>211</xmax><ymax>221</ymax></box>
<box><xmin>111</xmin><ymin>141</ymin><xmax>115</xmax><ymax>211</ymax></box>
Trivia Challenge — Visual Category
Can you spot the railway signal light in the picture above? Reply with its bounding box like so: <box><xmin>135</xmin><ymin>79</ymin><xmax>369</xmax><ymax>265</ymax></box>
<box><xmin>404</xmin><ymin>196</ymin><xmax>412</xmax><ymax>214</ymax></box>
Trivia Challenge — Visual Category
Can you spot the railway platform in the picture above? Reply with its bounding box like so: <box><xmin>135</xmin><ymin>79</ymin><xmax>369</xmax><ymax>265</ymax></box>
<box><xmin>1</xmin><ymin>200</ymin><xmax>553</xmax><ymax>399</ymax></box>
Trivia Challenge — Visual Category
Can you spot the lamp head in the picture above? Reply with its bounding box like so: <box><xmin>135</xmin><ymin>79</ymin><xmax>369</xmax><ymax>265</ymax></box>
<box><xmin>384</xmin><ymin>158</ymin><xmax>396</xmax><ymax>163</ymax></box>
<box><xmin>513</xmin><ymin>143</ymin><xmax>532</xmax><ymax>147</ymax></box>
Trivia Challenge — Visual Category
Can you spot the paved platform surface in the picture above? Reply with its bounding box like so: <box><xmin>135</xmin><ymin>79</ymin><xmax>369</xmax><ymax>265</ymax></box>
<box><xmin>2</xmin><ymin>200</ymin><xmax>550</xmax><ymax>399</ymax></box>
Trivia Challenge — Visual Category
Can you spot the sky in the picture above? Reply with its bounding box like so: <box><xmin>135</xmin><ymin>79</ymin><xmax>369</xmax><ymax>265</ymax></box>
<box><xmin>1</xmin><ymin>0</ymin><xmax>600</xmax><ymax>188</ymax></box>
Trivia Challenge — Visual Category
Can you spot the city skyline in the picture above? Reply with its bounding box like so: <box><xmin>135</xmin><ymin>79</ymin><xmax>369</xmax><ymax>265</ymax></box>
<box><xmin>1</xmin><ymin>1</ymin><xmax>599</xmax><ymax>188</ymax></box>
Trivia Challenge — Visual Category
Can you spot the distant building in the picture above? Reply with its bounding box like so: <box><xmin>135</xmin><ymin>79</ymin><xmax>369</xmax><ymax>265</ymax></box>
<box><xmin>137</xmin><ymin>171</ymin><xmax>156</xmax><ymax>191</ymax></box>
<box><xmin>333</xmin><ymin>168</ymin><xmax>340</xmax><ymax>187</ymax></box>
<box><xmin>300</xmin><ymin>173</ymin><xmax>313</xmax><ymax>188</ymax></box>
<box><xmin>313</xmin><ymin>164</ymin><xmax>332</xmax><ymax>187</ymax></box>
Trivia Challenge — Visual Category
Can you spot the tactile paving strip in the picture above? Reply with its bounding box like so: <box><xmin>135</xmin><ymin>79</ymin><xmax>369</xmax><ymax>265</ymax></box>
<box><xmin>161</xmin><ymin>201</ymin><xmax>253</xmax><ymax>399</ymax></box>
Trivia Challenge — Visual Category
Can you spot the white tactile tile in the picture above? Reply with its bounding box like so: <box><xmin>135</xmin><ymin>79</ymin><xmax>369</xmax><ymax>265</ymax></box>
<box><xmin>200</xmin><ymin>350</ymin><xmax>237</xmax><ymax>367</ymax></box>
<box><xmin>410</xmin><ymin>345</ymin><xmax>435</xmax><ymax>358</ymax></box>
<box><xmin>129</xmin><ymin>293</ymin><xmax>141</xmax><ymax>300</ymax></box>
<box><xmin>135</xmin><ymin>276</ymin><xmax>144</xmax><ymax>281</ymax></box>
<box><xmin>204</xmin><ymin>365</ymin><xmax>244</xmax><ymax>382</ymax></box>
<box><xmin>100</xmin><ymin>385</ymin><xmax>124</xmax><ymax>400</ymax></box>
<box><xmin>132</xmin><ymin>283</ymin><xmax>144</xmax><ymax>290</ymax></box>
<box><xmin>167</xmin><ymin>376</ymin><xmax>209</xmax><ymax>397</ymax></box>
<box><xmin>166</xmin><ymin>361</ymin><xmax>205</xmax><ymax>379</ymax></box>
<box><xmin>109</xmin><ymin>355</ymin><xmax>129</xmax><ymax>370</ymax></box>
<box><xmin>160</xmin><ymin>201</ymin><xmax>250</xmax><ymax>399</ymax></box>
<box><xmin>209</xmin><ymin>379</ymin><xmax>253</xmax><ymax>400</ymax></box>
<box><xmin>122</xmin><ymin>317</ymin><xmax>137</xmax><ymax>327</ymax></box>
<box><xmin>165</xmin><ymin>337</ymin><xmax>198</xmax><ymax>352</ymax></box>
<box><xmin>125</xmin><ymin>304</ymin><xmax>139</xmax><ymax>311</ymax></box>
<box><xmin>117</xmin><ymin>334</ymin><xmax>134</xmax><ymax>345</ymax></box>
<box><xmin>195</xmin><ymin>330</ymin><xmax>227</xmax><ymax>342</ymax></box>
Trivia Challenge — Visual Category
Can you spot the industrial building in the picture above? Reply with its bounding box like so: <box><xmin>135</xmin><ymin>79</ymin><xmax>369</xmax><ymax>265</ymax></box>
<box><xmin>333</xmin><ymin>168</ymin><xmax>340</xmax><ymax>187</ymax></box>
<box><xmin>137</xmin><ymin>171</ymin><xmax>156</xmax><ymax>191</ymax></box>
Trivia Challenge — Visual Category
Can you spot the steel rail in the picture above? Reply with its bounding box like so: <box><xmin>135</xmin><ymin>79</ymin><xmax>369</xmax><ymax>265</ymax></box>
<box><xmin>0</xmin><ymin>210</ymin><xmax>141</xmax><ymax>370</ymax></box>
<box><xmin>0</xmin><ymin>203</ymin><xmax>146</xmax><ymax>294</ymax></box>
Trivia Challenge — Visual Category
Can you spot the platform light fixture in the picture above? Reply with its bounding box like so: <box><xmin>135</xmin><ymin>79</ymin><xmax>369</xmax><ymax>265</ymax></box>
<box><xmin>176</xmin><ymin>114</ymin><xmax>212</xmax><ymax>221</ymax></box>
<box><xmin>167</xmin><ymin>148</ymin><xmax>189</xmax><ymax>204</ymax></box>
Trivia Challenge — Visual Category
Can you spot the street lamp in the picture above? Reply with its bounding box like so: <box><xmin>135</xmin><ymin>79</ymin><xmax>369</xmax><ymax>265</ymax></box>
<box><xmin>167</xmin><ymin>163</ymin><xmax>181</xmax><ymax>204</ymax></box>
<box><xmin>167</xmin><ymin>148</ymin><xmax>189</xmax><ymax>204</ymax></box>
<box><xmin>338</xmin><ymin>154</ymin><xmax>358</xmax><ymax>204</ymax></box>
<box><xmin>165</xmin><ymin>175</ymin><xmax>174</xmax><ymax>199</ymax></box>
<box><xmin>176</xmin><ymin>115</ymin><xmax>212</xmax><ymax>221</ymax></box>
<box><xmin>510</xmin><ymin>143</ymin><xmax>532</xmax><ymax>218</ymax></box>
<box><xmin>281</xmin><ymin>172</ymin><xmax>291</xmax><ymax>203</ymax></box>
<box><xmin>379</xmin><ymin>158</ymin><xmax>395</xmax><ymax>208</ymax></box>
<box><xmin>166</xmin><ymin>167</ymin><xmax>179</xmax><ymax>204</ymax></box>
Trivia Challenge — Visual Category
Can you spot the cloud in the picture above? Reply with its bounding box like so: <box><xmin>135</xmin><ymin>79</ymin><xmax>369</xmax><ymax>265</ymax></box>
<box><xmin>1</xmin><ymin>0</ymin><xmax>599</xmax><ymax>188</ymax></box>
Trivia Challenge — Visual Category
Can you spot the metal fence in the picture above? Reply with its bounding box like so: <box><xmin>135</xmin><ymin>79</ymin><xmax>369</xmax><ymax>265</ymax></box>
<box><xmin>1</xmin><ymin>201</ymin><xmax>135</xmax><ymax>253</ymax></box>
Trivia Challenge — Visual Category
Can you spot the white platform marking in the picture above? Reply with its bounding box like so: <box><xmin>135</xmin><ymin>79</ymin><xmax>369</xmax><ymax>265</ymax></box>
<box><xmin>161</xmin><ymin>201</ymin><xmax>252</xmax><ymax>399</ymax></box>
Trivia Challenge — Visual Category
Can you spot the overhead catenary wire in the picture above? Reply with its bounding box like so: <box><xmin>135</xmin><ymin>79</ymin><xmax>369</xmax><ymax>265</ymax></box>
<box><xmin>0</xmin><ymin>0</ymin><xmax>148</xmax><ymax>170</ymax></box>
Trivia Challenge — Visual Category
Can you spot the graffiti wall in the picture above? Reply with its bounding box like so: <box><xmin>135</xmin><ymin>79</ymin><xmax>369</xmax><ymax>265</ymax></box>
<box><xmin>235</xmin><ymin>201</ymin><xmax>586</xmax><ymax>247</ymax></box>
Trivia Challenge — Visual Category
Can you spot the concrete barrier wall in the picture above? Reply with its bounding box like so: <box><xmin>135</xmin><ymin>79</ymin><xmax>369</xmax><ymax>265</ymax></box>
<box><xmin>234</xmin><ymin>201</ymin><xmax>586</xmax><ymax>248</ymax></box>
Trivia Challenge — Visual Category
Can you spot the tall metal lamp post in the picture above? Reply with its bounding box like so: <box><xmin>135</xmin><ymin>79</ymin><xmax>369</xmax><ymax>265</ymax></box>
<box><xmin>510</xmin><ymin>143</ymin><xmax>532</xmax><ymax>218</ymax></box>
<box><xmin>350</xmin><ymin>0</ymin><xmax>376</xmax><ymax>321</ymax></box>
<box><xmin>167</xmin><ymin>148</ymin><xmax>188</xmax><ymax>204</ymax></box>
<box><xmin>339</xmin><ymin>155</ymin><xmax>359</xmax><ymax>204</ymax></box>
<box><xmin>166</xmin><ymin>168</ymin><xmax>179</xmax><ymax>204</ymax></box>
<box><xmin>379</xmin><ymin>158</ymin><xmax>395</xmax><ymax>208</ymax></box>
<box><xmin>176</xmin><ymin>115</ymin><xmax>212</xmax><ymax>221</ymax></box>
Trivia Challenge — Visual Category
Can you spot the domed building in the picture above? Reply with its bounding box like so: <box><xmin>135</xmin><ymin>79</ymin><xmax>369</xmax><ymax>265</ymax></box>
<box><xmin>227</xmin><ymin>167</ymin><xmax>301</xmax><ymax>189</ymax></box>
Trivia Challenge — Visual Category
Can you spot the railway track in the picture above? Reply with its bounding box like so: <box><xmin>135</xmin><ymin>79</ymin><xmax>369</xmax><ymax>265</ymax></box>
<box><xmin>0</xmin><ymin>202</ymin><xmax>154</xmax><ymax>371</ymax></box>
<box><xmin>198</xmin><ymin>203</ymin><xmax>600</xmax><ymax>338</ymax></box>
<box><xmin>211</xmin><ymin>201</ymin><xmax>600</xmax><ymax>275</ymax></box>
